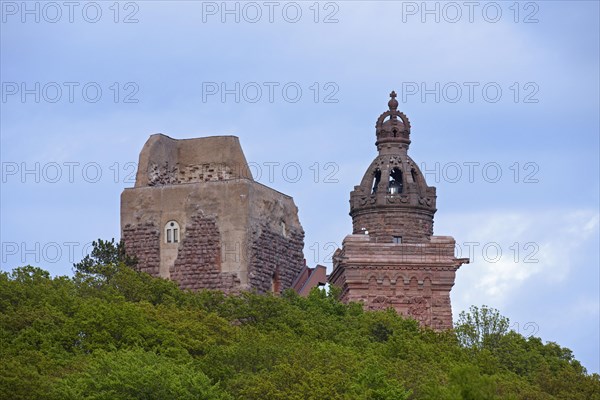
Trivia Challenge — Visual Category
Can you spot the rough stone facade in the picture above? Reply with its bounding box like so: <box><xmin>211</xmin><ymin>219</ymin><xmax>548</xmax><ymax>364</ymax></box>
<box><xmin>121</xmin><ymin>134</ymin><xmax>305</xmax><ymax>294</ymax></box>
<box><xmin>169</xmin><ymin>212</ymin><xmax>241</xmax><ymax>293</ymax></box>
<box><xmin>329</xmin><ymin>92</ymin><xmax>469</xmax><ymax>330</ymax></box>
<box><xmin>121</xmin><ymin>222</ymin><xmax>160</xmax><ymax>276</ymax></box>
<box><xmin>248</xmin><ymin>224</ymin><xmax>305</xmax><ymax>293</ymax></box>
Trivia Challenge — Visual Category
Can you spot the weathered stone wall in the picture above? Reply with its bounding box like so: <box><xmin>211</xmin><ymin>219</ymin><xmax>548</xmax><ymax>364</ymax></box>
<box><xmin>329</xmin><ymin>235</ymin><xmax>467</xmax><ymax>330</ymax></box>
<box><xmin>122</xmin><ymin>222</ymin><xmax>160</xmax><ymax>276</ymax></box>
<box><xmin>248</xmin><ymin>224</ymin><xmax>305</xmax><ymax>294</ymax></box>
<box><xmin>169</xmin><ymin>213</ymin><xmax>240</xmax><ymax>293</ymax></box>
<box><xmin>147</xmin><ymin>162</ymin><xmax>248</xmax><ymax>186</ymax></box>
<box><xmin>360</xmin><ymin>271</ymin><xmax>454</xmax><ymax>330</ymax></box>
<box><xmin>134</xmin><ymin>134</ymin><xmax>252</xmax><ymax>187</ymax></box>
<box><xmin>332</xmin><ymin>267</ymin><xmax>456</xmax><ymax>330</ymax></box>
<box><xmin>352</xmin><ymin>209</ymin><xmax>434</xmax><ymax>243</ymax></box>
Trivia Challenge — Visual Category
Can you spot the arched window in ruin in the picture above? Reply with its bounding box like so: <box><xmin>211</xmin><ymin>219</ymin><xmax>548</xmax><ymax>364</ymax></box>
<box><xmin>411</xmin><ymin>168</ymin><xmax>418</xmax><ymax>184</ymax></box>
<box><xmin>388</xmin><ymin>167</ymin><xmax>403</xmax><ymax>194</ymax></box>
<box><xmin>372</xmin><ymin>168</ymin><xmax>381</xmax><ymax>194</ymax></box>
<box><xmin>164</xmin><ymin>220</ymin><xmax>180</xmax><ymax>244</ymax></box>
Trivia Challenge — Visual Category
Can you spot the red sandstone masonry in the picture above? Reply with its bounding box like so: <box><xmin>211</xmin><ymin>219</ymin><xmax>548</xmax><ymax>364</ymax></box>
<box><xmin>248</xmin><ymin>224</ymin><xmax>305</xmax><ymax>294</ymax></box>
<box><xmin>170</xmin><ymin>213</ymin><xmax>240</xmax><ymax>293</ymax></box>
<box><xmin>123</xmin><ymin>222</ymin><xmax>161</xmax><ymax>276</ymax></box>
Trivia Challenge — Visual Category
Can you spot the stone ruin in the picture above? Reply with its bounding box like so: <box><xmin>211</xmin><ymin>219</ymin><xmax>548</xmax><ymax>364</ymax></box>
<box><xmin>121</xmin><ymin>134</ymin><xmax>311</xmax><ymax>294</ymax></box>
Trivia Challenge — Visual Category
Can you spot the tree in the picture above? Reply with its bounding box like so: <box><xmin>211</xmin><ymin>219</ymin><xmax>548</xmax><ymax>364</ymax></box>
<box><xmin>455</xmin><ymin>305</ymin><xmax>509</xmax><ymax>350</ymax></box>
<box><xmin>2</xmin><ymin>266</ymin><xmax>599</xmax><ymax>400</ymax></box>
<box><xmin>73</xmin><ymin>238</ymin><xmax>137</xmax><ymax>281</ymax></box>
<box><xmin>50</xmin><ymin>349</ymin><xmax>232</xmax><ymax>400</ymax></box>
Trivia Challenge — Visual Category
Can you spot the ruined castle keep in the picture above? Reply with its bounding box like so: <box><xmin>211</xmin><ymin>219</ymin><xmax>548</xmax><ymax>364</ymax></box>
<box><xmin>328</xmin><ymin>92</ymin><xmax>469</xmax><ymax>330</ymax></box>
<box><xmin>120</xmin><ymin>134</ymin><xmax>305</xmax><ymax>293</ymax></box>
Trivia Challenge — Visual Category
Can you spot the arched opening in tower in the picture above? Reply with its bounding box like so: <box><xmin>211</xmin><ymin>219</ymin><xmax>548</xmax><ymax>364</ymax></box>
<box><xmin>388</xmin><ymin>167</ymin><xmax>403</xmax><ymax>194</ymax></box>
<box><xmin>372</xmin><ymin>168</ymin><xmax>381</xmax><ymax>194</ymax></box>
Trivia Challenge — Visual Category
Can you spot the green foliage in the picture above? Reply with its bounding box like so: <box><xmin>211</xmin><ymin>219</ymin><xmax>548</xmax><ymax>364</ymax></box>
<box><xmin>50</xmin><ymin>349</ymin><xmax>232</xmax><ymax>400</ymax></box>
<box><xmin>73</xmin><ymin>238</ymin><xmax>137</xmax><ymax>280</ymax></box>
<box><xmin>456</xmin><ymin>304</ymin><xmax>510</xmax><ymax>350</ymax></box>
<box><xmin>1</xmin><ymin>264</ymin><xmax>598</xmax><ymax>400</ymax></box>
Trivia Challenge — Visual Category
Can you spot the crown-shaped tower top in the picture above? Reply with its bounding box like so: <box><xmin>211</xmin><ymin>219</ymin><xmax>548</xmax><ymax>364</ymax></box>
<box><xmin>375</xmin><ymin>91</ymin><xmax>412</xmax><ymax>155</ymax></box>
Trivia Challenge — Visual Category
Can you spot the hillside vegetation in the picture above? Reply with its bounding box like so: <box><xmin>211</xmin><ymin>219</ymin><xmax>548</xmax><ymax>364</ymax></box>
<box><xmin>1</xmin><ymin>243</ymin><xmax>598</xmax><ymax>399</ymax></box>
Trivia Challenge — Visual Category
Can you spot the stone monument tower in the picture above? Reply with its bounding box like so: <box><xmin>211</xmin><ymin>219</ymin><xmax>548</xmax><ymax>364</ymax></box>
<box><xmin>328</xmin><ymin>92</ymin><xmax>469</xmax><ymax>330</ymax></box>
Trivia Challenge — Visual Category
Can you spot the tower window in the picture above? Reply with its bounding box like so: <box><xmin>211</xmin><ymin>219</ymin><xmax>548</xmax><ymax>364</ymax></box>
<box><xmin>164</xmin><ymin>220</ymin><xmax>180</xmax><ymax>244</ymax></box>
<box><xmin>411</xmin><ymin>168</ymin><xmax>417</xmax><ymax>183</ymax></box>
<box><xmin>393</xmin><ymin>236</ymin><xmax>402</xmax><ymax>244</ymax></box>
<box><xmin>372</xmin><ymin>168</ymin><xmax>381</xmax><ymax>194</ymax></box>
<box><xmin>388</xmin><ymin>167</ymin><xmax>403</xmax><ymax>194</ymax></box>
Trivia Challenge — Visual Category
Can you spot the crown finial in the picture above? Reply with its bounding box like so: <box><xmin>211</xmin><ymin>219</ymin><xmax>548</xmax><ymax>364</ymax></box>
<box><xmin>388</xmin><ymin>90</ymin><xmax>398</xmax><ymax>111</ymax></box>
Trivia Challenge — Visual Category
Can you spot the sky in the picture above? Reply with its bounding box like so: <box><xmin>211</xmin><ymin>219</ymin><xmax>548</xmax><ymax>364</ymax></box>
<box><xmin>1</xmin><ymin>0</ymin><xmax>599</xmax><ymax>373</ymax></box>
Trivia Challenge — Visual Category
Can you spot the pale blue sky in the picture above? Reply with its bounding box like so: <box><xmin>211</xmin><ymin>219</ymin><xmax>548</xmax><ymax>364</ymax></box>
<box><xmin>1</xmin><ymin>1</ymin><xmax>599</xmax><ymax>372</ymax></box>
